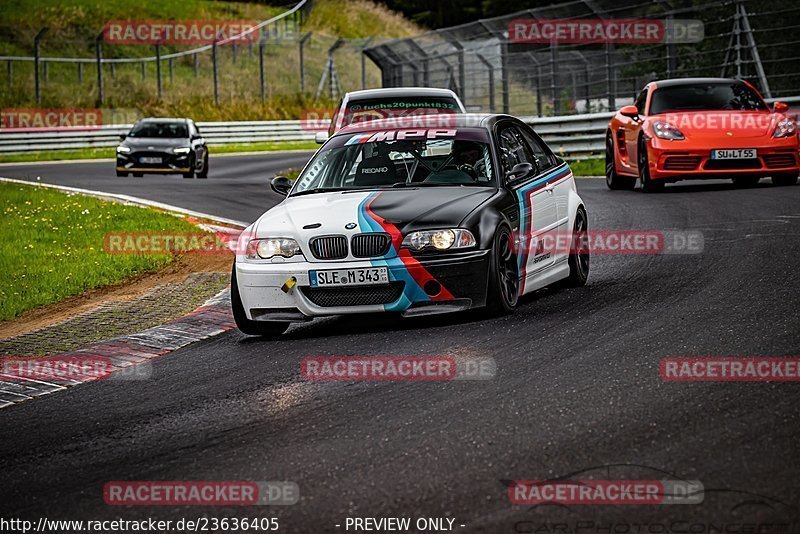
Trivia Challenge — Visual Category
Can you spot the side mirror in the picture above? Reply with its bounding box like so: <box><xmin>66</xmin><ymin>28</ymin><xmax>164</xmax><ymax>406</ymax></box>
<box><xmin>119</xmin><ymin>134</ymin><xmax>127</xmax><ymax>141</ymax></box>
<box><xmin>314</xmin><ymin>132</ymin><xmax>329</xmax><ymax>144</ymax></box>
<box><xmin>270</xmin><ymin>176</ymin><xmax>293</xmax><ymax>196</ymax></box>
<box><xmin>506</xmin><ymin>162</ymin><xmax>535</xmax><ymax>182</ymax></box>
<box><xmin>773</xmin><ymin>101</ymin><xmax>789</xmax><ymax>114</ymax></box>
<box><xmin>191</xmin><ymin>134</ymin><xmax>200</xmax><ymax>141</ymax></box>
<box><xmin>620</xmin><ymin>105</ymin><xmax>639</xmax><ymax>119</ymax></box>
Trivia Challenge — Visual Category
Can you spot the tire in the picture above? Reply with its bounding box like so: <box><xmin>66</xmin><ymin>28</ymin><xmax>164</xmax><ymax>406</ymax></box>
<box><xmin>772</xmin><ymin>171</ymin><xmax>799</xmax><ymax>186</ymax></box>
<box><xmin>638</xmin><ymin>137</ymin><xmax>664</xmax><ymax>193</ymax></box>
<box><xmin>116</xmin><ymin>171</ymin><xmax>127</xmax><ymax>177</ymax></box>
<box><xmin>196</xmin><ymin>153</ymin><xmax>208</xmax><ymax>179</ymax></box>
<box><xmin>563</xmin><ymin>207</ymin><xmax>590</xmax><ymax>287</ymax></box>
<box><xmin>732</xmin><ymin>176</ymin><xmax>761</xmax><ymax>187</ymax></box>
<box><xmin>231</xmin><ymin>264</ymin><xmax>290</xmax><ymax>336</ymax></box>
<box><xmin>605</xmin><ymin>133</ymin><xmax>635</xmax><ymax>190</ymax></box>
<box><xmin>485</xmin><ymin>226</ymin><xmax>519</xmax><ymax>316</ymax></box>
<box><xmin>132</xmin><ymin>172</ymin><xmax>144</xmax><ymax>178</ymax></box>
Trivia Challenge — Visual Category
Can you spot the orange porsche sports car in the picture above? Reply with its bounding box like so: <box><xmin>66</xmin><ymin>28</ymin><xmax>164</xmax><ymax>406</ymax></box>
<box><xmin>605</xmin><ymin>77</ymin><xmax>799</xmax><ymax>192</ymax></box>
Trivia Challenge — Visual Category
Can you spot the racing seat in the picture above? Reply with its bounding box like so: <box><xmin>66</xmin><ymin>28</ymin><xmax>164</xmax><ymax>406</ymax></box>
<box><xmin>353</xmin><ymin>153</ymin><xmax>398</xmax><ymax>186</ymax></box>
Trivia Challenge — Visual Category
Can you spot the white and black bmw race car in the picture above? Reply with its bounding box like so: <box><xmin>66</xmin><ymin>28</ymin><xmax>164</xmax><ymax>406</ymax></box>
<box><xmin>231</xmin><ymin>114</ymin><xmax>589</xmax><ymax>336</ymax></box>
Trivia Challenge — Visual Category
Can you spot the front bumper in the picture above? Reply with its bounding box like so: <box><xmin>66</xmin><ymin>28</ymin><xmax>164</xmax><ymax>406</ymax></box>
<box><xmin>117</xmin><ymin>150</ymin><xmax>192</xmax><ymax>174</ymax></box>
<box><xmin>646</xmin><ymin>138</ymin><xmax>799</xmax><ymax>181</ymax></box>
<box><xmin>235</xmin><ymin>250</ymin><xmax>490</xmax><ymax>321</ymax></box>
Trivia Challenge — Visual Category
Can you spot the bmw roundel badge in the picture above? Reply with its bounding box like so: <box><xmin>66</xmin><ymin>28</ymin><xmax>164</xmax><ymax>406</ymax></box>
<box><xmin>345</xmin><ymin>222</ymin><xmax>357</xmax><ymax>230</ymax></box>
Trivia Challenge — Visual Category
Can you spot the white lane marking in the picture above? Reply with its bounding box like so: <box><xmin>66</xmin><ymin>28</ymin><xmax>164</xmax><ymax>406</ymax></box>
<box><xmin>0</xmin><ymin>176</ymin><xmax>248</xmax><ymax>228</ymax></box>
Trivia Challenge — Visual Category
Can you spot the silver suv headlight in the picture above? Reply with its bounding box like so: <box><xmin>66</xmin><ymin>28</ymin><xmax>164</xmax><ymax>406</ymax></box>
<box><xmin>117</xmin><ymin>146</ymin><xmax>131</xmax><ymax>153</ymax></box>
<box><xmin>173</xmin><ymin>146</ymin><xmax>191</xmax><ymax>154</ymax></box>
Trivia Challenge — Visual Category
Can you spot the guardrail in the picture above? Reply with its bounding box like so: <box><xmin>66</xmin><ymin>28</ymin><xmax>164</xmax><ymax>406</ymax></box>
<box><xmin>1</xmin><ymin>95</ymin><xmax>798</xmax><ymax>158</ymax></box>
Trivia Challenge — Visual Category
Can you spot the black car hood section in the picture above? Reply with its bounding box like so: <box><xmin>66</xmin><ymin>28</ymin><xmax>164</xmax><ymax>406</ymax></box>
<box><xmin>366</xmin><ymin>187</ymin><xmax>496</xmax><ymax>234</ymax></box>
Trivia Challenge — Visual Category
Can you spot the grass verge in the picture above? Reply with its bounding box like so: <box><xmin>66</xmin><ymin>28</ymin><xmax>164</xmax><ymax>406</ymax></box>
<box><xmin>0</xmin><ymin>182</ymin><xmax>200</xmax><ymax>321</ymax></box>
<box><xmin>0</xmin><ymin>140</ymin><xmax>319</xmax><ymax>164</ymax></box>
<box><xmin>569</xmin><ymin>158</ymin><xmax>604</xmax><ymax>177</ymax></box>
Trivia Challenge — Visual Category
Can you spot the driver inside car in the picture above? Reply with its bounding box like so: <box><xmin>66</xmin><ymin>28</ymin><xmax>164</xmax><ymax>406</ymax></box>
<box><xmin>424</xmin><ymin>140</ymin><xmax>486</xmax><ymax>184</ymax></box>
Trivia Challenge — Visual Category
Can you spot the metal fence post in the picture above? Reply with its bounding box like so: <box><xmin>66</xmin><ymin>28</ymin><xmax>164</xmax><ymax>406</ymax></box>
<box><xmin>34</xmin><ymin>27</ymin><xmax>48</xmax><ymax>104</ymax></box>
<box><xmin>169</xmin><ymin>57</ymin><xmax>174</xmax><ymax>83</ymax></box>
<box><xmin>156</xmin><ymin>43</ymin><xmax>162</xmax><ymax>98</ymax></box>
<box><xmin>259</xmin><ymin>41</ymin><xmax>266</xmax><ymax>103</ymax></box>
<box><xmin>78</xmin><ymin>62</ymin><xmax>83</xmax><ymax>83</ymax></box>
<box><xmin>550</xmin><ymin>41</ymin><xmax>559</xmax><ymax>115</ymax></box>
<box><xmin>141</xmin><ymin>61</ymin><xmax>146</xmax><ymax>81</ymax></box>
<box><xmin>95</xmin><ymin>31</ymin><xmax>104</xmax><ymax>105</ymax></box>
<box><xmin>361</xmin><ymin>37</ymin><xmax>373</xmax><ymax>90</ymax></box>
<box><xmin>109</xmin><ymin>62</ymin><xmax>114</xmax><ymax>79</ymax></box>
<box><xmin>193</xmin><ymin>53</ymin><xmax>199</xmax><ymax>78</ymax></box>
<box><xmin>605</xmin><ymin>43</ymin><xmax>615</xmax><ymax>111</ymax></box>
<box><xmin>477</xmin><ymin>54</ymin><xmax>494</xmax><ymax>113</ymax></box>
<box><xmin>501</xmin><ymin>42</ymin><xmax>510</xmax><ymax>114</ymax></box>
<box><xmin>212</xmin><ymin>40</ymin><xmax>219</xmax><ymax>105</ymax></box>
<box><xmin>299</xmin><ymin>32</ymin><xmax>312</xmax><ymax>93</ymax></box>
<box><xmin>8</xmin><ymin>60</ymin><xmax>12</xmax><ymax>86</ymax></box>
<box><xmin>232</xmin><ymin>42</ymin><xmax>237</xmax><ymax>64</ymax></box>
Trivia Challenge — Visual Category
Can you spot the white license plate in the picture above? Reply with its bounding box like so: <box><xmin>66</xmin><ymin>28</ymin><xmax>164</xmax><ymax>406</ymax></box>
<box><xmin>711</xmin><ymin>149</ymin><xmax>757</xmax><ymax>160</ymax></box>
<box><xmin>309</xmin><ymin>267</ymin><xmax>389</xmax><ymax>287</ymax></box>
<box><xmin>140</xmin><ymin>156</ymin><xmax>162</xmax><ymax>164</ymax></box>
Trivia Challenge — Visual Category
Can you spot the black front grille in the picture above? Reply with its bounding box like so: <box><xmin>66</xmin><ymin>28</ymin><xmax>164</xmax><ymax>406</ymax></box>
<box><xmin>301</xmin><ymin>281</ymin><xmax>405</xmax><ymax>307</ymax></box>
<box><xmin>351</xmin><ymin>233</ymin><xmax>392</xmax><ymax>257</ymax></box>
<box><xmin>763</xmin><ymin>153</ymin><xmax>797</xmax><ymax>168</ymax></box>
<box><xmin>704</xmin><ymin>159</ymin><xmax>762</xmax><ymax>170</ymax></box>
<box><xmin>309</xmin><ymin>235</ymin><xmax>348</xmax><ymax>259</ymax></box>
<box><xmin>663</xmin><ymin>156</ymin><xmax>701</xmax><ymax>171</ymax></box>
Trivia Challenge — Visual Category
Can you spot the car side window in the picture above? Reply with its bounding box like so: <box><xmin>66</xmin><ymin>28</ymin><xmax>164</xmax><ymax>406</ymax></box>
<box><xmin>635</xmin><ymin>90</ymin><xmax>647</xmax><ymax>115</ymax></box>
<box><xmin>518</xmin><ymin>127</ymin><xmax>555</xmax><ymax>174</ymax></box>
<box><xmin>188</xmin><ymin>122</ymin><xmax>197</xmax><ymax>138</ymax></box>
<box><xmin>497</xmin><ymin>125</ymin><xmax>534</xmax><ymax>178</ymax></box>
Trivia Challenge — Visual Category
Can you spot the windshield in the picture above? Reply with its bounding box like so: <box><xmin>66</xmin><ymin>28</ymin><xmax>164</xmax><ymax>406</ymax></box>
<box><xmin>343</xmin><ymin>96</ymin><xmax>461</xmax><ymax>128</ymax></box>
<box><xmin>128</xmin><ymin>122</ymin><xmax>188</xmax><ymax>138</ymax></box>
<box><xmin>649</xmin><ymin>82</ymin><xmax>768</xmax><ymax>114</ymax></box>
<box><xmin>292</xmin><ymin>129</ymin><xmax>494</xmax><ymax>195</ymax></box>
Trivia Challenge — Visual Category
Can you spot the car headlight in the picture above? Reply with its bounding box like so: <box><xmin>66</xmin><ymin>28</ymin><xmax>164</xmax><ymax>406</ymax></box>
<box><xmin>401</xmin><ymin>229</ymin><xmax>476</xmax><ymax>251</ymax></box>
<box><xmin>116</xmin><ymin>146</ymin><xmax>131</xmax><ymax>153</ymax></box>
<box><xmin>246</xmin><ymin>238</ymin><xmax>301</xmax><ymax>259</ymax></box>
<box><xmin>774</xmin><ymin>118</ymin><xmax>797</xmax><ymax>138</ymax></box>
<box><xmin>173</xmin><ymin>147</ymin><xmax>191</xmax><ymax>154</ymax></box>
<box><xmin>652</xmin><ymin>121</ymin><xmax>685</xmax><ymax>140</ymax></box>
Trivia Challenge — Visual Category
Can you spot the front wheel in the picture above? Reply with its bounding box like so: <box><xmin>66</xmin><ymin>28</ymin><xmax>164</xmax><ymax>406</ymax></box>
<box><xmin>196</xmin><ymin>152</ymin><xmax>209</xmax><ymax>179</ymax></box>
<box><xmin>132</xmin><ymin>172</ymin><xmax>144</xmax><ymax>178</ymax></box>
<box><xmin>638</xmin><ymin>138</ymin><xmax>664</xmax><ymax>193</ymax></box>
<box><xmin>772</xmin><ymin>171</ymin><xmax>799</xmax><ymax>186</ymax></box>
<box><xmin>231</xmin><ymin>264</ymin><xmax>290</xmax><ymax>336</ymax></box>
<box><xmin>485</xmin><ymin>226</ymin><xmax>519</xmax><ymax>316</ymax></box>
<box><xmin>116</xmin><ymin>171</ymin><xmax>127</xmax><ymax>178</ymax></box>
<box><xmin>563</xmin><ymin>207</ymin><xmax>590</xmax><ymax>287</ymax></box>
<box><xmin>605</xmin><ymin>134</ymin><xmax>635</xmax><ymax>190</ymax></box>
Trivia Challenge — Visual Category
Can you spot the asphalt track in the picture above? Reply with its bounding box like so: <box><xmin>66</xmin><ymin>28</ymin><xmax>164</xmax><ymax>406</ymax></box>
<box><xmin>1</xmin><ymin>153</ymin><xmax>800</xmax><ymax>531</ymax></box>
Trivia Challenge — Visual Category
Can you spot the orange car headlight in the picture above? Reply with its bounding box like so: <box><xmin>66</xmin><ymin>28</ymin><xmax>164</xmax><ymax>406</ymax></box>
<box><xmin>653</xmin><ymin>121</ymin><xmax>685</xmax><ymax>141</ymax></box>
<box><xmin>774</xmin><ymin>118</ymin><xmax>797</xmax><ymax>138</ymax></box>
